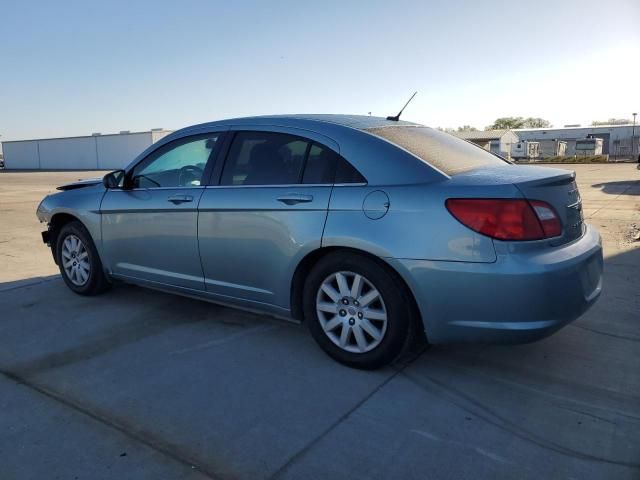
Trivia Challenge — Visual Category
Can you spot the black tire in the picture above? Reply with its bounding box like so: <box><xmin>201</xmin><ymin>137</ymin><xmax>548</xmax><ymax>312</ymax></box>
<box><xmin>303</xmin><ymin>251</ymin><xmax>413</xmax><ymax>369</ymax></box>
<box><xmin>55</xmin><ymin>221</ymin><xmax>110</xmax><ymax>295</ymax></box>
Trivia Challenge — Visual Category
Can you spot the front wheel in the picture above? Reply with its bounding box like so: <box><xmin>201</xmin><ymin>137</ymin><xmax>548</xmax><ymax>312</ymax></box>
<box><xmin>303</xmin><ymin>252</ymin><xmax>413</xmax><ymax>369</ymax></box>
<box><xmin>55</xmin><ymin>221</ymin><xmax>109</xmax><ymax>295</ymax></box>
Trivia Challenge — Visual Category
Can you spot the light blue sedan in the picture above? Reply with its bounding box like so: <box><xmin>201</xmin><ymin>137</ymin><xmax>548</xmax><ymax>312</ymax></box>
<box><xmin>36</xmin><ymin>115</ymin><xmax>603</xmax><ymax>368</ymax></box>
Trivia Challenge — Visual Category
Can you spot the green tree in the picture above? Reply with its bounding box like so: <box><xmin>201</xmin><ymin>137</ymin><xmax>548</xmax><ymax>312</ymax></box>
<box><xmin>523</xmin><ymin>117</ymin><xmax>552</xmax><ymax>128</ymax></box>
<box><xmin>486</xmin><ymin>116</ymin><xmax>552</xmax><ymax>129</ymax></box>
<box><xmin>485</xmin><ymin>117</ymin><xmax>526</xmax><ymax>130</ymax></box>
<box><xmin>456</xmin><ymin>125</ymin><xmax>478</xmax><ymax>132</ymax></box>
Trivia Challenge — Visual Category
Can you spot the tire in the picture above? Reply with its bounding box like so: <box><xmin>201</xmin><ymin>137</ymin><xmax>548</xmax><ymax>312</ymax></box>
<box><xmin>303</xmin><ymin>251</ymin><xmax>413</xmax><ymax>369</ymax></box>
<box><xmin>55</xmin><ymin>221</ymin><xmax>110</xmax><ymax>295</ymax></box>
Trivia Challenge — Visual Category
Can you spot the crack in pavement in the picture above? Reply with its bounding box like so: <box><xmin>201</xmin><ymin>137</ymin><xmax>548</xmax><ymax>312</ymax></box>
<box><xmin>570</xmin><ymin>323</ymin><xmax>640</xmax><ymax>343</ymax></box>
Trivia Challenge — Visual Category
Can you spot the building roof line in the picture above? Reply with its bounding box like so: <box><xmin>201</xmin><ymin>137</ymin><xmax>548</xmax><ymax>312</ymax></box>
<box><xmin>515</xmin><ymin>124</ymin><xmax>636</xmax><ymax>132</ymax></box>
<box><xmin>1</xmin><ymin>130</ymin><xmax>174</xmax><ymax>145</ymax></box>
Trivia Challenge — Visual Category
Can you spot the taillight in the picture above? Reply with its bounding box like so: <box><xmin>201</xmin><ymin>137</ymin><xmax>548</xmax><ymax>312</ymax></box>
<box><xmin>529</xmin><ymin>200</ymin><xmax>562</xmax><ymax>238</ymax></box>
<box><xmin>445</xmin><ymin>198</ymin><xmax>561</xmax><ymax>241</ymax></box>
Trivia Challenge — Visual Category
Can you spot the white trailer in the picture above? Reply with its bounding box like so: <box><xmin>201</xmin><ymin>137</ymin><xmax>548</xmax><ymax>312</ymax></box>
<box><xmin>575</xmin><ymin>137</ymin><xmax>604</xmax><ymax>156</ymax></box>
<box><xmin>511</xmin><ymin>141</ymin><xmax>540</xmax><ymax>160</ymax></box>
<box><xmin>538</xmin><ymin>139</ymin><xmax>567</xmax><ymax>158</ymax></box>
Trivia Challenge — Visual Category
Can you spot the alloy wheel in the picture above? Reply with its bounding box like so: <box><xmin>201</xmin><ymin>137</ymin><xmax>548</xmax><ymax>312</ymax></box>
<box><xmin>61</xmin><ymin>234</ymin><xmax>90</xmax><ymax>286</ymax></box>
<box><xmin>316</xmin><ymin>271</ymin><xmax>388</xmax><ymax>353</ymax></box>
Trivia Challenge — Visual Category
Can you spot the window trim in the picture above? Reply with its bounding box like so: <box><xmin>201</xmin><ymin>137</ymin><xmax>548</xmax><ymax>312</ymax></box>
<box><xmin>124</xmin><ymin>132</ymin><xmax>227</xmax><ymax>190</ymax></box>
<box><xmin>211</xmin><ymin>130</ymin><xmax>367</xmax><ymax>187</ymax></box>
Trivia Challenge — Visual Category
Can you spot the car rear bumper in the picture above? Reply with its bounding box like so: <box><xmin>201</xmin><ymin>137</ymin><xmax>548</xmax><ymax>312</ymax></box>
<box><xmin>389</xmin><ymin>224</ymin><xmax>603</xmax><ymax>344</ymax></box>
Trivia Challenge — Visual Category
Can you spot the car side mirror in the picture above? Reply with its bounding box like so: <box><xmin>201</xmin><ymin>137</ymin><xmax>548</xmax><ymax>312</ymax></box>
<box><xmin>103</xmin><ymin>170</ymin><xmax>126</xmax><ymax>189</ymax></box>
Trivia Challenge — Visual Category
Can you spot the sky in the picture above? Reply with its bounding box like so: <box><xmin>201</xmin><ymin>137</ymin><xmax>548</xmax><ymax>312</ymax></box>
<box><xmin>1</xmin><ymin>0</ymin><xmax>639</xmax><ymax>146</ymax></box>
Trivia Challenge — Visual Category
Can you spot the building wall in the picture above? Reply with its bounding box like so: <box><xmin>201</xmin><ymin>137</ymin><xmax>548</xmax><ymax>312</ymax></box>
<box><xmin>151</xmin><ymin>130</ymin><xmax>172</xmax><ymax>143</ymax></box>
<box><xmin>1</xmin><ymin>131</ymin><xmax>172</xmax><ymax>170</ymax></box>
<box><xmin>500</xmin><ymin>131</ymin><xmax>519</xmax><ymax>157</ymax></box>
<box><xmin>516</xmin><ymin>125</ymin><xmax>638</xmax><ymax>157</ymax></box>
<box><xmin>38</xmin><ymin>136</ymin><xmax>98</xmax><ymax>169</ymax></box>
<box><xmin>95</xmin><ymin>133</ymin><xmax>153</xmax><ymax>169</ymax></box>
<box><xmin>2</xmin><ymin>141</ymin><xmax>40</xmax><ymax>169</ymax></box>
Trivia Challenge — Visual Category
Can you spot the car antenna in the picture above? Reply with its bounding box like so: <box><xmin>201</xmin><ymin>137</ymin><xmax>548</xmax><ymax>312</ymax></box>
<box><xmin>386</xmin><ymin>91</ymin><xmax>417</xmax><ymax>121</ymax></box>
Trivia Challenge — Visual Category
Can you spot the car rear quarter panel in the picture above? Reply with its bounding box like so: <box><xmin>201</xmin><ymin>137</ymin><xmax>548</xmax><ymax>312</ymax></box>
<box><xmin>322</xmin><ymin>183</ymin><xmax>498</xmax><ymax>263</ymax></box>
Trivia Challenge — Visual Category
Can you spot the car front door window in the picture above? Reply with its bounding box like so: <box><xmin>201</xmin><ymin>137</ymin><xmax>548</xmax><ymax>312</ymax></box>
<box><xmin>131</xmin><ymin>135</ymin><xmax>219</xmax><ymax>188</ymax></box>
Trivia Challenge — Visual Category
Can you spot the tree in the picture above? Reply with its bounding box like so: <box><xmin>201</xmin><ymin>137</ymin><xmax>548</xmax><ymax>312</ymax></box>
<box><xmin>591</xmin><ymin>118</ymin><xmax>632</xmax><ymax>126</ymax></box>
<box><xmin>485</xmin><ymin>117</ymin><xmax>526</xmax><ymax>130</ymax></box>
<box><xmin>486</xmin><ymin>116</ymin><xmax>552</xmax><ymax>130</ymax></box>
<box><xmin>456</xmin><ymin>125</ymin><xmax>478</xmax><ymax>132</ymax></box>
<box><xmin>523</xmin><ymin>117</ymin><xmax>552</xmax><ymax>128</ymax></box>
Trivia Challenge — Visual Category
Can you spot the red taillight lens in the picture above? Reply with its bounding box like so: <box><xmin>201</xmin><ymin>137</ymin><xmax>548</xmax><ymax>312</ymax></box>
<box><xmin>445</xmin><ymin>199</ymin><xmax>561</xmax><ymax>241</ymax></box>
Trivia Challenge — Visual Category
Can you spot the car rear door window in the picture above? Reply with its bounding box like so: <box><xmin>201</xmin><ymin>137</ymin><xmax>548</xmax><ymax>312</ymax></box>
<box><xmin>220</xmin><ymin>131</ymin><xmax>367</xmax><ymax>186</ymax></box>
<box><xmin>302</xmin><ymin>144</ymin><xmax>337</xmax><ymax>184</ymax></box>
<box><xmin>334</xmin><ymin>156</ymin><xmax>366</xmax><ymax>184</ymax></box>
<box><xmin>221</xmin><ymin>132</ymin><xmax>308</xmax><ymax>186</ymax></box>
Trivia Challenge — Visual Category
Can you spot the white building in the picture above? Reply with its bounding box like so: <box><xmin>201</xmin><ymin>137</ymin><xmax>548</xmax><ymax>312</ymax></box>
<box><xmin>452</xmin><ymin>129</ymin><xmax>519</xmax><ymax>159</ymax></box>
<box><xmin>1</xmin><ymin>129</ymin><xmax>173</xmax><ymax>170</ymax></box>
<box><xmin>515</xmin><ymin>125</ymin><xmax>638</xmax><ymax>158</ymax></box>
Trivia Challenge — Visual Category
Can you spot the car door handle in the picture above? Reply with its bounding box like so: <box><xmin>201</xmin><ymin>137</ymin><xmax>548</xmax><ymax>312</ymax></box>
<box><xmin>167</xmin><ymin>194</ymin><xmax>194</xmax><ymax>204</ymax></box>
<box><xmin>276</xmin><ymin>194</ymin><xmax>314</xmax><ymax>205</ymax></box>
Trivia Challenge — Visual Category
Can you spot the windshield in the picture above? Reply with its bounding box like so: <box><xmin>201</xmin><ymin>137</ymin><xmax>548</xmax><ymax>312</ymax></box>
<box><xmin>366</xmin><ymin>126</ymin><xmax>509</xmax><ymax>175</ymax></box>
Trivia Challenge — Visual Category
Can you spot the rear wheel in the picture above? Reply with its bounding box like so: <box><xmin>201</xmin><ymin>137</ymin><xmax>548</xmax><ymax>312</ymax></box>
<box><xmin>55</xmin><ymin>221</ymin><xmax>109</xmax><ymax>295</ymax></box>
<box><xmin>304</xmin><ymin>252</ymin><xmax>412</xmax><ymax>369</ymax></box>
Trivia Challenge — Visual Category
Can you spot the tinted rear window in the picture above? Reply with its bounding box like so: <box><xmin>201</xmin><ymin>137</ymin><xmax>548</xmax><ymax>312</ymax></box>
<box><xmin>366</xmin><ymin>126</ymin><xmax>508</xmax><ymax>175</ymax></box>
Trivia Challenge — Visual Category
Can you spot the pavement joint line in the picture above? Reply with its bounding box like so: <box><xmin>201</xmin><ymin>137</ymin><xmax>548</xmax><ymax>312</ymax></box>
<box><xmin>0</xmin><ymin>369</ymin><xmax>221</xmax><ymax>480</ymax></box>
<box><xmin>424</xmin><ymin>354</ymin><xmax>640</xmax><ymax>422</ymax></box>
<box><xmin>267</xmin><ymin>348</ymin><xmax>427</xmax><ymax>480</ymax></box>
<box><xmin>399</xmin><ymin>369</ymin><xmax>640</xmax><ymax>470</ymax></box>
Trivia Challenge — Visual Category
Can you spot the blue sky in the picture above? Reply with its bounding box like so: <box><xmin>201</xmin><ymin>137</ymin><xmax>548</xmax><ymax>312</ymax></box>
<box><xmin>1</xmin><ymin>0</ymin><xmax>638</xmax><ymax>143</ymax></box>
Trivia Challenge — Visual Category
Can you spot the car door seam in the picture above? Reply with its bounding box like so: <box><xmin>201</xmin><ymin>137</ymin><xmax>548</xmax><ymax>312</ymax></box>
<box><xmin>195</xmin><ymin>188</ymin><xmax>207</xmax><ymax>291</ymax></box>
<box><xmin>320</xmin><ymin>183</ymin><xmax>335</xmax><ymax>248</ymax></box>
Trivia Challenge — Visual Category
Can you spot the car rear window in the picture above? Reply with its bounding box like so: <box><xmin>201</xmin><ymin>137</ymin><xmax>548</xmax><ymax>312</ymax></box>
<box><xmin>366</xmin><ymin>126</ymin><xmax>508</xmax><ymax>175</ymax></box>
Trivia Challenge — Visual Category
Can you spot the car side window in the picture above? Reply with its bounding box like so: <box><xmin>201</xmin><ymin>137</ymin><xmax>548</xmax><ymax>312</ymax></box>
<box><xmin>130</xmin><ymin>135</ymin><xmax>220</xmax><ymax>188</ymax></box>
<box><xmin>220</xmin><ymin>132</ymin><xmax>367</xmax><ymax>186</ymax></box>
<box><xmin>221</xmin><ymin>132</ymin><xmax>308</xmax><ymax>186</ymax></box>
<box><xmin>334</xmin><ymin>156</ymin><xmax>366</xmax><ymax>184</ymax></box>
<box><xmin>302</xmin><ymin>144</ymin><xmax>337</xmax><ymax>184</ymax></box>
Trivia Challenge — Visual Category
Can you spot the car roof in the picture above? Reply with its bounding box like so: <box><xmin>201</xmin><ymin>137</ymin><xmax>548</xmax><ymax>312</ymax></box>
<box><xmin>177</xmin><ymin>114</ymin><xmax>419</xmax><ymax>137</ymax></box>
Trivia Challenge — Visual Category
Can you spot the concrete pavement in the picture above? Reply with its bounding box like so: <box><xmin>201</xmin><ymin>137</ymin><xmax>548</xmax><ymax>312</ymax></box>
<box><xmin>0</xmin><ymin>165</ymin><xmax>638</xmax><ymax>479</ymax></box>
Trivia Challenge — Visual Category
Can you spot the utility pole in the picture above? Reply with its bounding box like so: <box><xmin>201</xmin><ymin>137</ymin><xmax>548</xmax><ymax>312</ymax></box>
<box><xmin>632</xmin><ymin>113</ymin><xmax>637</xmax><ymax>158</ymax></box>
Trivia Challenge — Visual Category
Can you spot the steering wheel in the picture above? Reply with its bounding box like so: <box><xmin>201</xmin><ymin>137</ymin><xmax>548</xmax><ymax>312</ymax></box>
<box><xmin>178</xmin><ymin>165</ymin><xmax>204</xmax><ymax>186</ymax></box>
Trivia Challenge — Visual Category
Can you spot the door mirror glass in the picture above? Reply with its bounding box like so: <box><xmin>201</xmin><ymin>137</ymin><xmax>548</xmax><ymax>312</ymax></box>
<box><xmin>103</xmin><ymin>170</ymin><xmax>125</xmax><ymax>189</ymax></box>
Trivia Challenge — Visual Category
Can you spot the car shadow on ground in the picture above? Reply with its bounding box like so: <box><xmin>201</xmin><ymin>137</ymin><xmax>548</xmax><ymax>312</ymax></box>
<box><xmin>0</xmin><ymin>275</ymin><xmax>61</xmax><ymax>293</ymax></box>
<box><xmin>591</xmin><ymin>180</ymin><xmax>640</xmax><ymax>195</ymax></box>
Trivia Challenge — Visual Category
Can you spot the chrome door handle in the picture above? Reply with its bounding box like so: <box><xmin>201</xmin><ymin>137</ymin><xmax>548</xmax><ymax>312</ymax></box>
<box><xmin>276</xmin><ymin>194</ymin><xmax>313</xmax><ymax>205</ymax></box>
<box><xmin>168</xmin><ymin>194</ymin><xmax>194</xmax><ymax>204</ymax></box>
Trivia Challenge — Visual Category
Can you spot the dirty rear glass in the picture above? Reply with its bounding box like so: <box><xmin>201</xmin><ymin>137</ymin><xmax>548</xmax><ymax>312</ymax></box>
<box><xmin>366</xmin><ymin>126</ymin><xmax>508</xmax><ymax>175</ymax></box>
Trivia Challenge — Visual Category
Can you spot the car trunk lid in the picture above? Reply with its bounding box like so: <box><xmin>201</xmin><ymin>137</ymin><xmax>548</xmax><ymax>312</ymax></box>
<box><xmin>514</xmin><ymin>167</ymin><xmax>583</xmax><ymax>245</ymax></box>
<box><xmin>449</xmin><ymin>165</ymin><xmax>584</xmax><ymax>245</ymax></box>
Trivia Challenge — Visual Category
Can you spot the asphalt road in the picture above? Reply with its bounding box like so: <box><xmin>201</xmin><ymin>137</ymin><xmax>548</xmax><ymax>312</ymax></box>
<box><xmin>0</xmin><ymin>165</ymin><xmax>639</xmax><ymax>480</ymax></box>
